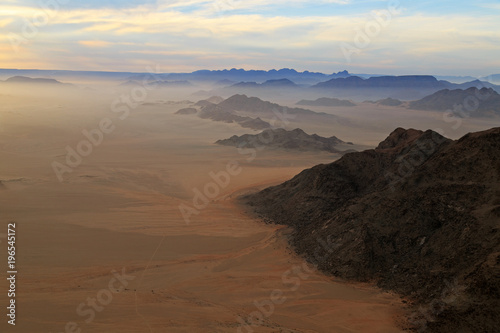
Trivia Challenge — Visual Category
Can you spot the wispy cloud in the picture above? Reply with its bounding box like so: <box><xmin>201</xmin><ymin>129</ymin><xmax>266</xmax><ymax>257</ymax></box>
<box><xmin>480</xmin><ymin>2</ymin><xmax>500</xmax><ymax>10</ymax></box>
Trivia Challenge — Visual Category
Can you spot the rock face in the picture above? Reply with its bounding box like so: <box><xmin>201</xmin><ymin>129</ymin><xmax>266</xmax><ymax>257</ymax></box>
<box><xmin>296</xmin><ymin>97</ymin><xmax>356</xmax><ymax>107</ymax></box>
<box><xmin>216</xmin><ymin>128</ymin><xmax>349</xmax><ymax>153</ymax></box>
<box><xmin>409</xmin><ymin>87</ymin><xmax>500</xmax><ymax>117</ymax></box>
<box><xmin>243</xmin><ymin>127</ymin><xmax>500</xmax><ymax>332</ymax></box>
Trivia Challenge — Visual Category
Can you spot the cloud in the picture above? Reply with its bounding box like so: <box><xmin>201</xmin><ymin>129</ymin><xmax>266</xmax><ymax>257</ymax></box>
<box><xmin>157</xmin><ymin>0</ymin><xmax>352</xmax><ymax>12</ymax></box>
<box><xmin>480</xmin><ymin>2</ymin><xmax>500</xmax><ymax>10</ymax></box>
<box><xmin>0</xmin><ymin>1</ymin><xmax>498</xmax><ymax>75</ymax></box>
<box><xmin>79</xmin><ymin>40</ymin><xmax>112</xmax><ymax>47</ymax></box>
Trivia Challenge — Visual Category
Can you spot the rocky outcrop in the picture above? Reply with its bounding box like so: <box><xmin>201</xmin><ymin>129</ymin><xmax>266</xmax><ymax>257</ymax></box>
<box><xmin>243</xmin><ymin>127</ymin><xmax>500</xmax><ymax>332</ymax></box>
<box><xmin>216</xmin><ymin>128</ymin><xmax>350</xmax><ymax>153</ymax></box>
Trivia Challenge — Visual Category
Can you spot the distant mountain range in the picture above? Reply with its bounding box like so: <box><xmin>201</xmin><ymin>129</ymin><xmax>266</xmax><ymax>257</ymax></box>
<box><xmin>409</xmin><ymin>87</ymin><xmax>500</xmax><ymax>117</ymax></box>
<box><xmin>5</xmin><ymin>76</ymin><xmax>63</xmax><ymax>84</ymax></box>
<box><xmin>297</xmin><ymin>88</ymin><xmax>500</xmax><ymax>117</ymax></box>
<box><xmin>0</xmin><ymin>76</ymin><xmax>70</xmax><ymax>86</ymax></box>
<box><xmin>161</xmin><ymin>68</ymin><xmax>351</xmax><ymax>85</ymax></box>
<box><xmin>230</xmin><ymin>78</ymin><xmax>300</xmax><ymax>89</ymax></box>
<box><xmin>243</xmin><ymin>127</ymin><xmax>500</xmax><ymax>332</ymax></box>
<box><xmin>313</xmin><ymin>75</ymin><xmax>444</xmax><ymax>89</ymax></box>
<box><xmin>1</xmin><ymin>68</ymin><xmax>498</xmax><ymax>85</ymax></box>
<box><xmin>216</xmin><ymin>128</ymin><xmax>352</xmax><ymax>153</ymax></box>
<box><xmin>205</xmin><ymin>74</ymin><xmax>500</xmax><ymax>101</ymax></box>
<box><xmin>3</xmin><ymin>71</ymin><xmax>500</xmax><ymax>109</ymax></box>
<box><xmin>311</xmin><ymin>75</ymin><xmax>500</xmax><ymax>91</ymax></box>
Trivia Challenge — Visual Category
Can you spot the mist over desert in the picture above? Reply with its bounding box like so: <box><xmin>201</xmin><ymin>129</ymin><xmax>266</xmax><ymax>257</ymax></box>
<box><xmin>1</xmin><ymin>1</ymin><xmax>500</xmax><ymax>332</ymax></box>
<box><xmin>0</xmin><ymin>76</ymin><xmax>498</xmax><ymax>332</ymax></box>
<box><xmin>0</xmin><ymin>85</ymin><xmax>401</xmax><ymax>332</ymax></box>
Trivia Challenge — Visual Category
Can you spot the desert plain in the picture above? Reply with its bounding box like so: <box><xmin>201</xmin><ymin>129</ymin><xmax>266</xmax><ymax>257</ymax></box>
<box><xmin>0</xmin><ymin>85</ymin><xmax>497</xmax><ymax>332</ymax></box>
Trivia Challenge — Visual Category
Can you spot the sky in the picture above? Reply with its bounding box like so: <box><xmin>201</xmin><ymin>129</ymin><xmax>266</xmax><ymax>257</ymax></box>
<box><xmin>0</xmin><ymin>0</ymin><xmax>499</xmax><ymax>76</ymax></box>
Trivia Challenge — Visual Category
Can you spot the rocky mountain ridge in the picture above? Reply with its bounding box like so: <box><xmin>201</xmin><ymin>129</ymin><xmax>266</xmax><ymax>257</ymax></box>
<box><xmin>216</xmin><ymin>128</ymin><xmax>352</xmax><ymax>153</ymax></box>
<box><xmin>243</xmin><ymin>127</ymin><xmax>500</xmax><ymax>332</ymax></box>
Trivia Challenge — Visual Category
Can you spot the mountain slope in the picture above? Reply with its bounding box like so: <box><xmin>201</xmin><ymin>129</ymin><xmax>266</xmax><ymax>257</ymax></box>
<box><xmin>243</xmin><ymin>127</ymin><xmax>500</xmax><ymax>332</ymax></box>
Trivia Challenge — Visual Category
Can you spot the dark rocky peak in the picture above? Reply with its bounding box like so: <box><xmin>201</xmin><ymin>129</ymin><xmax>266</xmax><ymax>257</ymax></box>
<box><xmin>243</xmin><ymin>127</ymin><xmax>500</xmax><ymax>332</ymax></box>
<box><xmin>376</xmin><ymin>128</ymin><xmax>424</xmax><ymax>150</ymax></box>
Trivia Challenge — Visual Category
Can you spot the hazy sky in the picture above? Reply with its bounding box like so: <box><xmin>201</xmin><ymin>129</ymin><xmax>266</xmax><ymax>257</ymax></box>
<box><xmin>1</xmin><ymin>0</ymin><xmax>499</xmax><ymax>76</ymax></box>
